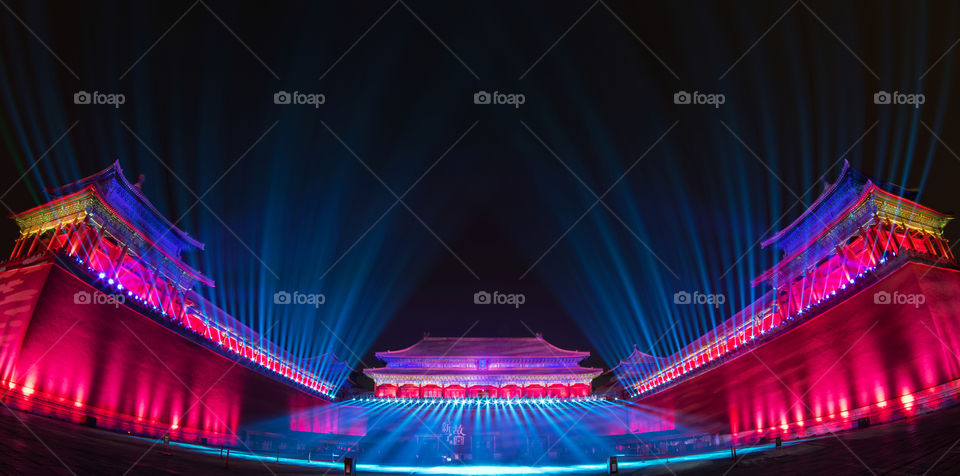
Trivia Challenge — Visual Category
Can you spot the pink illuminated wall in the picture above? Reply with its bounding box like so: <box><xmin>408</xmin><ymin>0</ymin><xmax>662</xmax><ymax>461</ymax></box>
<box><xmin>0</xmin><ymin>262</ymin><xmax>330</xmax><ymax>445</ymax></box>
<box><xmin>0</xmin><ymin>262</ymin><xmax>52</xmax><ymax>383</ymax></box>
<box><xmin>635</xmin><ymin>262</ymin><xmax>960</xmax><ymax>440</ymax></box>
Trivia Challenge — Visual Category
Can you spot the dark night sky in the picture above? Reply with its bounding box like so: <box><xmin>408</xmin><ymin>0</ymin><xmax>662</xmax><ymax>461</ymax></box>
<box><xmin>1</xmin><ymin>1</ymin><xmax>958</xmax><ymax>389</ymax></box>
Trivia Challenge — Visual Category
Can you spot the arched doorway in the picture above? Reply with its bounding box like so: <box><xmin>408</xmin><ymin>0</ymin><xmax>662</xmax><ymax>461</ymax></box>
<box><xmin>467</xmin><ymin>385</ymin><xmax>499</xmax><ymax>398</ymax></box>
<box><xmin>421</xmin><ymin>384</ymin><xmax>443</xmax><ymax>399</ymax></box>
<box><xmin>546</xmin><ymin>384</ymin><xmax>569</xmax><ymax>398</ymax></box>
<box><xmin>500</xmin><ymin>385</ymin><xmax>522</xmax><ymax>398</ymax></box>
<box><xmin>376</xmin><ymin>384</ymin><xmax>397</xmax><ymax>398</ymax></box>
<box><xmin>399</xmin><ymin>384</ymin><xmax>420</xmax><ymax>398</ymax></box>
<box><xmin>523</xmin><ymin>384</ymin><xmax>545</xmax><ymax>398</ymax></box>
<box><xmin>443</xmin><ymin>385</ymin><xmax>466</xmax><ymax>398</ymax></box>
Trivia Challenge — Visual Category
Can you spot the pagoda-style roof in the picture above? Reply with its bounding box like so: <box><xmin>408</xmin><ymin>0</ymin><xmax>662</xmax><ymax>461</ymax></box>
<box><xmin>376</xmin><ymin>335</ymin><xmax>591</xmax><ymax>360</ymax></box>
<box><xmin>364</xmin><ymin>368</ymin><xmax>600</xmax><ymax>378</ymax></box>
<box><xmin>13</xmin><ymin>161</ymin><xmax>213</xmax><ymax>289</ymax></box>
<box><xmin>613</xmin><ymin>348</ymin><xmax>667</xmax><ymax>381</ymax></box>
<box><xmin>753</xmin><ymin>162</ymin><xmax>952</xmax><ymax>287</ymax></box>
<box><xmin>760</xmin><ymin>162</ymin><xmax>918</xmax><ymax>255</ymax></box>
<box><xmin>44</xmin><ymin>161</ymin><xmax>204</xmax><ymax>253</ymax></box>
<box><xmin>365</xmin><ymin>335</ymin><xmax>602</xmax><ymax>389</ymax></box>
<box><xmin>610</xmin><ymin>348</ymin><xmax>666</xmax><ymax>395</ymax></box>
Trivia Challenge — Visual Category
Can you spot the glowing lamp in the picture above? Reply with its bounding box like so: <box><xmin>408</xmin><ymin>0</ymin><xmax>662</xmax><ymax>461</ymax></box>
<box><xmin>107</xmin><ymin>278</ymin><xmax>114</xmax><ymax>285</ymax></box>
<box><xmin>901</xmin><ymin>394</ymin><xmax>915</xmax><ymax>407</ymax></box>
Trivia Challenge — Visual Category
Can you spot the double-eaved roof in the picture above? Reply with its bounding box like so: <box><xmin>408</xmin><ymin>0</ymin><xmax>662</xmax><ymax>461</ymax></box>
<box><xmin>365</xmin><ymin>335</ymin><xmax>603</xmax><ymax>387</ymax></box>
<box><xmin>376</xmin><ymin>336</ymin><xmax>590</xmax><ymax>360</ymax></box>
<box><xmin>45</xmin><ymin>161</ymin><xmax>204</xmax><ymax>256</ymax></box>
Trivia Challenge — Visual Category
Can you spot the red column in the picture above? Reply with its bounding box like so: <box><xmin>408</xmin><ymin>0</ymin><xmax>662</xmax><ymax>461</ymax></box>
<box><xmin>931</xmin><ymin>234</ymin><xmax>952</xmax><ymax>260</ymax></box>
<box><xmin>811</xmin><ymin>264</ymin><xmax>824</xmax><ymax>302</ymax></box>
<box><xmin>799</xmin><ymin>270</ymin><xmax>812</xmax><ymax>309</ymax></box>
<box><xmin>8</xmin><ymin>236</ymin><xmax>24</xmax><ymax>261</ymax></box>
<box><xmin>163</xmin><ymin>285</ymin><xmax>173</xmax><ymax>316</ymax></box>
<box><xmin>895</xmin><ymin>224</ymin><xmax>911</xmax><ymax>252</ymax></box>
<box><xmin>111</xmin><ymin>245</ymin><xmax>128</xmax><ymax>279</ymax></box>
<box><xmin>177</xmin><ymin>292</ymin><xmax>187</xmax><ymax>323</ymax></box>
<box><xmin>786</xmin><ymin>279</ymin><xmax>797</xmax><ymax>316</ymax></box>
<box><xmin>942</xmin><ymin>238</ymin><xmax>956</xmax><ymax>261</ymax></box>
<box><xmin>65</xmin><ymin>217</ymin><xmax>85</xmax><ymax>256</ymax></box>
<box><xmin>45</xmin><ymin>222</ymin><xmax>64</xmax><ymax>251</ymax></box>
<box><xmin>67</xmin><ymin>215</ymin><xmax>89</xmax><ymax>256</ymax></box>
<box><xmin>859</xmin><ymin>225</ymin><xmax>879</xmax><ymax>267</ymax></box>
<box><xmin>921</xmin><ymin>232</ymin><xmax>941</xmax><ymax>258</ymax></box>
<box><xmin>779</xmin><ymin>287</ymin><xmax>790</xmax><ymax>319</ymax></box>
<box><xmin>24</xmin><ymin>230</ymin><xmax>42</xmax><ymax>256</ymax></box>
<box><xmin>835</xmin><ymin>245</ymin><xmax>851</xmax><ymax>282</ymax></box>
<box><xmin>160</xmin><ymin>283</ymin><xmax>172</xmax><ymax>315</ymax></box>
<box><xmin>84</xmin><ymin>225</ymin><xmax>106</xmax><ymax>263</ymax></box>
<box><xmin>61</xmin><ymin>222</ymin><xmax>76</xmax><ymax>256</ymax></box>
<box><xmin>143</xmin><ymin>268</ymin><xmax>156</xmax><ymax>305</ymax></box>
<box><xmin>906</xmin><ymin>228</ymin><xmax>925</xmax><ymax>253</ymax></box>
<box><xmin>883</xmin><ymin>220</ymin><xmax>899</xmax><ymax>254</ymax></box>
<box><xmin>15</xmin><ymin>235</ymin><xmax>29</xmax><ymax>258</ymax></box>
<box><xmin>870</xmin><ymin>221</ymin><xmax>889</xmax><ymax>258</ymax></box>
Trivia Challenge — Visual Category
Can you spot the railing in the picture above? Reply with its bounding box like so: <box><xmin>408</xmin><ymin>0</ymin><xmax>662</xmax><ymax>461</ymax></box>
<box><xmin>9</xmin><ymin>245</ymin><xmax>341</xmax><ymax>399</ymax></box>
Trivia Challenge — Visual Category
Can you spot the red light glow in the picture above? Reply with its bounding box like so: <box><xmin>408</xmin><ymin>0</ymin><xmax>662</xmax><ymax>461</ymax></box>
<box><xmin>901</xmin><ymin>393</ymin><xmax>915</xmax><ymax>408</ymax></box>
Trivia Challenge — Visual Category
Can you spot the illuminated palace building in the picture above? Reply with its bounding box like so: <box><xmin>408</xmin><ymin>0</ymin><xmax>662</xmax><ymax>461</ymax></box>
<box><xmin>364</xmin><ymin>335</ymin><xmax>602</xmax><ymax>399</ymax></box>
<box><xmin>0</xmin><ymin>163</ymin><xmax>345</xmax><ymax>445</ymax></box>
<box><xmin>4</xmin><ymin>161</ymin><xmax>960</xmax><ymax>468</ymax></box>
<box><xmin>615</xmin><ymin>162</ymin><xmax>960</xmax><ymax>443</ymax></box>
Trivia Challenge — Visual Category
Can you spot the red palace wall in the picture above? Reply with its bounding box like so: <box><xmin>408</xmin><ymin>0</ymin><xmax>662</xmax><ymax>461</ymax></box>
<box><xmin>0</xmin><ymin>260</ymin><xmax>330</xmax><ymax>445</ymax></box>
<box><xmin>632</xmin><ymin>261</ymin><xmax>960</xmax><ymax>441</ymax></box>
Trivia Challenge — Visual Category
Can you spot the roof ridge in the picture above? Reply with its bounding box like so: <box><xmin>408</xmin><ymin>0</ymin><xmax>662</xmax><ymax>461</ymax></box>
<box><xmin>46</xmin><ymin>161</ymin><xmax>204</xmax><ymax>250</ymax></box>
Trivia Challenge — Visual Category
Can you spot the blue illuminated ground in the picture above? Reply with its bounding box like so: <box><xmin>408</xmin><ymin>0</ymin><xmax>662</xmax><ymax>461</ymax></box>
<box><xmin>2</xmin><ymin>404</ymin><xmax>960</xmax><ymax>475</ymax></box>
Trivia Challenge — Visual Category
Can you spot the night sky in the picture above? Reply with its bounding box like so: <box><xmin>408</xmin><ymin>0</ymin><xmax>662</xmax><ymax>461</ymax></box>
<box><xmin>1</xmin><ymin>1</ymin><xmax>958</xmax><ymax>391</ymax></box>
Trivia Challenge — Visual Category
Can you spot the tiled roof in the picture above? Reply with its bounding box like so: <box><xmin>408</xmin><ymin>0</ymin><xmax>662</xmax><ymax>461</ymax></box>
<box><xmin>365</xmin><ymin>368</ymin><xmax>601</xmax><ymax>377</ymax></box>
<box><xmin>46</xmin><ymin>161</ymin><xmax>205</xmax><ymax>252</ymax></box>
<box><xmin>376</xmin><ymin>336</ymin><xmax>590</xmax><ymax>359</ymax></box>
